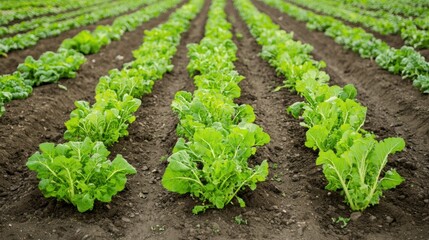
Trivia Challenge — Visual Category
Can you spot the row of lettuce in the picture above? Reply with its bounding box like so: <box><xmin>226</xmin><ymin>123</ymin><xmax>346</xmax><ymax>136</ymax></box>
<box><xmin>23</xmin><ymin>0</ymin><xmax>406</xmax><ymax>213</ymax></box>
<box><xmin>260</xmin><ymin>0</ymin><xmax>429</xmax><ymax>94</ymax></box>
<box><xmin>0</xmin><ymin>0</ymin><xmax>112</xmax><ymax>37</ymax></box>
<box><xmin>0</xmin><ymin>0</ymin><xmax>96</xmax><ymax>10</ymax></box>
<box><xmin>323</xmin><ymin>0</ymin><xmax>429</xmax><ymax>31</ymax></box>
<box><xmin>288</xmin><ymin>0</ymin><xmax>428</xmax><ymax>49</ymax></box>
<box><xmin>235</xmin><ymin>0</ymin><xmax>405</xmax><ymax>211</ymax></box>
<box><xmin>0</xmin><ymin>0</ymin><xmax>103</xmax><ymax>25</ymax></box>
<box><xmin>0</xmin><ymin>0</ymin><xmax>149</xmax><ymax>57</ymax></box>
<box><xmin>343</xmin><ymin>0</ymin><xmax>429</xmax><ymax>18</ymax></box>
<box><xmin>161</xmin><ymin>0</ymin><xmax>270</xmax><ymax>214</ymax></box>
<box><xmin>26</xmin><ymin>0</ymin><xmax>204</xmax><ymax>213</ymax></box>
<box><xmin>0</xmin><ymin>0</ymin><xmax>181</xmax><ymax>117</ymax></box>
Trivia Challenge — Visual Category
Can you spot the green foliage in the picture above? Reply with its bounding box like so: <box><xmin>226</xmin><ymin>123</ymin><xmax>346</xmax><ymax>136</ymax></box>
<box><xmin>289</xmin><ymin>0</ymin><xmax>429</xmax><ymax>49</ymax></box>
<box><xmin>0</xmin><ymin>72</ymin><xmax>32</xmax><ymax>100</ymax></box>
<box><xmin>64</xmin><ymin>90</ymin><xmax>141</xmax><ymax>146</ymax></box>
<box><xmin>332</xmin><ymin>216</ymin><xmax>350</xmax><ymax>228</ymax></box>
<box><xmin>0</xmin><ymin>0</ymin><xmax>150</xmax><ymax>56</ymax></box>
<box><xmin>0</xmin><ymin>71</ymin><xmax>33</xmax><ymax>115</ymax></box>
<box><xmin>346</xmin><ymin>0</ymin><xmax>429</xmax><ymax>18</ymax></box>
<box><xmin>27</xmin><ymin>138</ymin><xmax>136</xmax><ymax>212</ymax></box>
<box><xmin>401</xmin><ymin>26</ymin><xmax>429</xmax><ymax>50</ymax></box>
<box><xmin>163</xmin><ymin>126</ymin><xmax>269</xmax><ymax>214</ymax></box>
<box><xmin>413</xmin><ymin>75</ymin><xmax>429</xmax><ymax>94</ymax></box>
<box><xmin>172</xmin><ymin>90</ymin><xmax>255</xmax><ymax>139</ymax></box>
<box><xmin>193</xmin><ymin>71</ymin><xmax>244</xmax><ymax>99</ymax></box>
<box><xmin>0</xmin><ymin>0</ymin><xmax>112</xmax><ymax>38</ymax></box>
<box><xmin>27</xmin><ymin>0</ymin><xmax>203</xmax><ymax>213</ymax></box>
<box><xmin>0</xmin><ymin>0</ymin><xmax>105</xmax><ymax>25</ymax></box>
<box><xmin>96</xmin><ymin>68</ymin><xmax>155</xmax><ymax>99</ymax></box>
<box><xmin>162</xmin><ymin>0</ymin><xmax>269</xmax><ymax>213</ymax></box>
<box><xmin>235</xmin><ymin>0</ymin><xmax>405</xmax><ymax>211</ymax></box>
<box><xmin>17</xmin><ymin>48</ymin><xmax>86</xmax><ymax>86</ymax></box>
<box><xmin>61</xmin><ymin>30</ymin><xmax>109</xmax><ymax>55</ymax></box>
<box><xmin>261</xmin><ymin>0</ymin><xmax>429</xmax><ymax>94</ymax></box>
<box><xmin>234</xmin><ymin>214</ymin><xmax>248</xmax><ymax>225</ymax></box>
<box><xmin>60</xmin><ymin>0</ymin><xmax>180</xmax><ymax>55</ymax></box>
<box><xmin>376</xmin><ymin>47</ymin><xmax>429</xmax><ymax>93</ymax></box>
<box><xmin>317</xmin><ymin>137</ymin><xmax>405</xmax><ymax>210</ymax></box>
<box><xmin>0</xmin><ymin>0</ymin><xmax>182</xmax><ymax>119</ymax></box>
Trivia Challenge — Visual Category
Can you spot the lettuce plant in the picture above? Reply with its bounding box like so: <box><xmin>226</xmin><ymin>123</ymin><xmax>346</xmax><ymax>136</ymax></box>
<box><xmin>317</xmin><ymin>137</ymin><xmax>405</xmax><ymax>210</ymax></box>
<box><xmin>64</xmin><ymin>90</ymin><xmax>141</xmax><ymax>146</ymax></box>
<box><xmin>27</xmin><ymin>138</ymin><xmax>136</xmax><ymax>212</ymax></box>
<box><xmin>163</xmin><ymin>125</ymin><xmax>269</xmax><ymax>214</ymax></box>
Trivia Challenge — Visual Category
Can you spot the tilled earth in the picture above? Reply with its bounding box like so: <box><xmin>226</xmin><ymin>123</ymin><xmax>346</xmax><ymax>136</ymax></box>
<box><xmin>0</xmin><ymin>0</ymin><xmax>428</xmax><ymax>239</ymax></box>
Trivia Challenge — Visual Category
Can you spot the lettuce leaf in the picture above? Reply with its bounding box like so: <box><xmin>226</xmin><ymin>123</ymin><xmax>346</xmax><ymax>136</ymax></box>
<box><xmin>27</xmin><ymin>138</ymin><xmax>136</xmax><ymax>212</ymax></box>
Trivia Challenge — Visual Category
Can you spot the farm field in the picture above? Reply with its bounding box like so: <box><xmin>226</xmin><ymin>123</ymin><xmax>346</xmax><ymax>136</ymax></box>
<box><xmin>0</xmin><ymin>0</ymin><xmax>428</xmax><ymax>239</ymax></box>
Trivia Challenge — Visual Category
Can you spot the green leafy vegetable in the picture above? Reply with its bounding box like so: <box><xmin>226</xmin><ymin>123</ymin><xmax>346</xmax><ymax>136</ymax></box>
<box><xmin>317</xmin><ymin>137</ymin><xmax>405</xmax><ymax>210</ymax></box>
<box><xmin>163</xmin><ymin>125</ymin><xmax>269</xmax><ymax>214</ymax></box>
<box><xmin>17</xmin><ymin>48</ymin><xmax>86</xmax><ymax>86</ymax></box>
<box><xmin>64</xmin><ymin>90</ymin><xmax>141</xmax><ymax>146</ymax></box>
<box><xmin>27</xmin><ymin>138</ymin><xmax>136</xmax><ymax>212</ymax></box>
<box><xmin>61</xmin><ymin>30</ymin><xmax>110</xmax><ymax>55</ymax></box>
<box><xmin>261</xmin><ymin>0</ymin><xmax>429</xmax><ymax>93</ymax></box>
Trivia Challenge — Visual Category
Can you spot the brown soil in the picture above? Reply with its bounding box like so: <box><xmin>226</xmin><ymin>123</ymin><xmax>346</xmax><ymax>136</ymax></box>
<box><xmin>0</xmin><ymin>2</ymin><xmax>151</xmax><ymax>75</ymax></box>
<box><xmin>1</xmin><ymin>0</ymin><xmax>429</xmax><ymax>239</ymax></box>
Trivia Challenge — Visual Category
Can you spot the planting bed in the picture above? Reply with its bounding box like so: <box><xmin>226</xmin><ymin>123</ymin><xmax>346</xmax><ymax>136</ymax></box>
<box><xmin>0</xmin><ymin>0</ymin><xmax>428</xmax><ymax>239</ymax></box>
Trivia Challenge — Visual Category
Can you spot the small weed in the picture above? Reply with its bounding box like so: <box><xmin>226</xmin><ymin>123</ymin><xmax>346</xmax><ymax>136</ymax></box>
<box><xmin>332</xmin><ymin>216</ymin><xmax>350</xmax><ymax>228</ymax></box>
<box><xmin>271</xmin><ymin>163</ymin><xmax>278</xmax><ymax>170</ymax></box>
<box><xmin>271</xmin><ymin>173</ymin><xmax>282</xmax><ymax>182</ymax></box>
<box><xmin>234</xmin><ymin>215</ymin><xmax>248</xmax><ymax>225</ymax></box>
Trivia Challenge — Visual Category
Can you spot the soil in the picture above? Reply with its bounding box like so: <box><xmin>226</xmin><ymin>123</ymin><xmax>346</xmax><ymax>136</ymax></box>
<box><xmin>1</xmin><ymin>0</ymin><xmax>429</xmax><ymax>239</ymax></box>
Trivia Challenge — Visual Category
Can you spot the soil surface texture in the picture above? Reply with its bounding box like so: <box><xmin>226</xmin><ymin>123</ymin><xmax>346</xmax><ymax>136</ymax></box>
<box><xmin>0</xmin><ymin>0</ymin><xmax>428</xmax><ymax>239</ymax></box>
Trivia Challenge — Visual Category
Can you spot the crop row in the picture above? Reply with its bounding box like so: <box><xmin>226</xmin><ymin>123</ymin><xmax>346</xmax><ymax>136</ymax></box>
<box><xmin>322</xmin><ymin>0</ymin><xmax>429</xmax><ymax>31</ymax></box>
<box><xmin>162</xmin><ymin>0</ymin><xmax>270</xmax><ymax>214</ymax></box>
<box><xmin>345</xmin><ymin>0</ymin><xmax>429</xmax><ymax>18</ymax></box>
<box><xmin>0</xmin><ymin>0</ymin><xmax>148</xmax><ymax>56</ymax></box>
<box><xmin>26</xmin><ymin>0</ymin><xmax>204</xmax><ymax>212</ymax></box>
<box><xmin>0</xmin><ymin>0</ymin><xmax>112</xmax><ymax>37</ymax></box>
<box><xmin>0</xmin><ymin>0</ymin><xmax>105</xmax><ymax>25</ymax></box>
<box><xmin>235</xmin><ymin>0</ymin><xmax>405</xmax><ymax>211</ymax></box>
<box><xmin>0</xmin><ymin>0</ymin><xmax>96</xmax><ymax>10</ymax></box>
<box><xmin>260</xmin><ymin>0</ymin><xmax>429</xmax><ymax>93</ymax></box>
<box><xmin>0</xmin><ymin>0</ymin><xmax>181</xmax><ymax>117</ymax></box>
<box><xmin>12</xmin><ymin>0</ymin><xmax>412</xmax><ymax>214</ymax></box>
<box><xmin>289</xmin><ymin>0</ymin><xmax>429</xmax><ymax>49</ymax></box>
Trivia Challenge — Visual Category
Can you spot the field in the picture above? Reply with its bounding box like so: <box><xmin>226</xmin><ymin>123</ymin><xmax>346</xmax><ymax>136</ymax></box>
<box><xmin>0</xmin><ymin>0</ymin><xmax>428</xmax><ymax>239</ymax></box>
